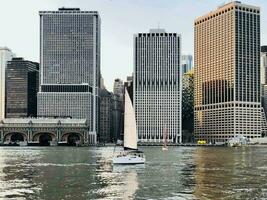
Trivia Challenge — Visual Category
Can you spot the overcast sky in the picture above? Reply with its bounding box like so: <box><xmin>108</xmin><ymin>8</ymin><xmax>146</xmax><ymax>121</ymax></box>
<box><xmin>0</xmin><ymin>0</ymin><xmax>266</xmax><ymax>91</ymax></box>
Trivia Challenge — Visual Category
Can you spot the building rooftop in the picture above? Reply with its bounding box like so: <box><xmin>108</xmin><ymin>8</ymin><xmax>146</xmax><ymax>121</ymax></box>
<box><xmin>195</xmin><ymin>1</ymin><xmax>260</xmax><ymax>23</ymax></box>
<box><xmin>149</xmin><ymin>28</ymin><xmax>166</xmax><ymax>33</ymax></box>
<box><xmin>39</xmin><ymin>9</ymin><xmax>98</xmax><ymax>15</ymax></box>
<box><xmin>1</xmin><ymin>118</ymin><xmax>87</xmax><ymax>124</ymax></box>
<box><xmin>58</xmin><ymin>7</ymin><xmax>80</xmax><ymax>11</ymax></box>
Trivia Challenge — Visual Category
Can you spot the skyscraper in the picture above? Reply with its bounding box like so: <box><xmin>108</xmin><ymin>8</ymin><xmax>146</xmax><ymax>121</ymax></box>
<box><xmin>182</xmin><ymin>70</ymin><xmax>194</xmax><ymax>142</ymax></box>
<box><xmin>99</xmin><ymin>88</ymin><xmax>113</xmax><ymax>143</ymax></box>
<box><xmin>261</xmin><ymin>46</ymin><xmax>267</xmax><ymax>123</ymax></box>
<box><xmin>0</xmin><ymin>47</ymin><xmax>15</xmax><ymax>120</ymax></box>
<box><xmin>112</xmin><ymin>94</ymin><xmax>123</xmax><ymax>141</ymax></box>
<box><xmin>6</xmin><ymin>58</ymin><xmax>39</xmax><ymax>118</ymax></box>
<box><xmin>37</xmin><ymin>8</ymin><xmax>101</xmax><ymax>143</ymax></box>
<box><xmin>113</xmin><ymin>78</ymin><xmax>124</xmax><ymax>139</ymax></box>
<box><xmin>181</xmin><ymin>55</ymin><xmax>193</xmax><ymax>75</ymax></box>
<box><xmin>134</xmin><ymin>29</ymin><xmax>182</xmax><ymax>143</ymax></box>
<box><xmin>125</xmin><ymin>75</ymin><xmax>133</xmax><ymax>102</ymax></box>
<box><xmin>194</xmin><ymin>2</ymin><xmax>261</xmax><ymax>143</ymax></box>
<box><xmin>113</xmin><ymin>78</ymin><xmax>124</xmax><ymax>101</ymax></box>
<box><xmin>261</xmin><ymin>46</ymin><xmax>267</xmax><ymax>85</ymax></box>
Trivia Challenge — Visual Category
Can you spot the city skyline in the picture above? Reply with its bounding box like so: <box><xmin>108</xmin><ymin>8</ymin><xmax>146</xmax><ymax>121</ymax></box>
<box><xmin>0</xmin><ymin>0</ymin><xmax>267</xmax><ymax>91</ymax></box>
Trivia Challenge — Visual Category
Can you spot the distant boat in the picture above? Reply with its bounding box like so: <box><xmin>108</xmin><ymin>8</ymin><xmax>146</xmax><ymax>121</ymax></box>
<box><xmin>227</xmin><ymin>135</ymin><xmax>249</xmax><ymax>147</ymax></box>
<box><xmin>162</xmin><ymin>124</ymin><xmax>168</xmax><ymax>151</ymax></box>
<box><xmin>112</xmin><ymin>88</ymin><xmax>145</xmax><ymax>165</ymax></box>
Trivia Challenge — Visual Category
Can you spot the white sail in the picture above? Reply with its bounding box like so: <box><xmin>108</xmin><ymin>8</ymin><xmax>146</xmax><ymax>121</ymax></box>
<box><xmin>123</xmin><ymin>88</ymin><xmax>137</xmax><ymax>150</ymax></box>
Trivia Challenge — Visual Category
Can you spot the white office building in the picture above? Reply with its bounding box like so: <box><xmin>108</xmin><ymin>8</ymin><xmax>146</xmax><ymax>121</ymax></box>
<box><xmin>134</xmin><ymin>29</ymin><xmax>182</xmax><ymax>143</ymax></box>
<box><xmin>0</xmin><ymin>47</ymin><xmax>15</xmax><ymax>120</ymax></box>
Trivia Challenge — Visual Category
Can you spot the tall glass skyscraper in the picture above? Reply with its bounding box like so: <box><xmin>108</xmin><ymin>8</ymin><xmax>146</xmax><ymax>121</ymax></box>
<box><xmin>261</xmin><ymin>46</ymin><xmax>267</xmax><ymax>124</ymax></box>
<box><xmin>37</xmin><ymin>8</ymin><xmax>101</xmax><ymax>144</ymax></box>
<box><xmin>134</xmin><ymin>29</ymin><xmax>182</xmax><ymax>143</ymax></box>
<box><xmin>181</xmin><ymin>55</ymin><xmax>193</xmax><ymax>75</ymax></box>
<box><xmin>194</xmin><ymin>2</ymin><xmax>261</xmax><ymax>143</ymax></box>
<box><xmin>0</xmin><ymin>47</ymin><xmax>15</xmax><ymax>120</ymax></box>
<box><xmin>182</xmin><ymin>70</ymin><xmax>194</xmax><ymax>142</ymax></box>
<box><xmin>6</xmin><ymin>58</ymin><xmax>39</xmax><ymax>118</ymax></box>
<box><xmin>261</xmin><ymin>46</ymin><xmax>267</xmax><ymax>85</ymax></box>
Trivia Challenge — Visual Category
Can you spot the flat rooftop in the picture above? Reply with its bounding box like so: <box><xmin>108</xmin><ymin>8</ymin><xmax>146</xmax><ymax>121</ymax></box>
<box><xmin>1</xmin><ymin>118</ymin><xmax>87</xmax><ymax>124</ymax></box>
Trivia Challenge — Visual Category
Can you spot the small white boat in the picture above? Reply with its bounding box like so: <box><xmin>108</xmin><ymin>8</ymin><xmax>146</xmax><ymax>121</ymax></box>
<box><xmin>162</xmin><ymin>124</ymin><xmax>168</xmax><ymax>151</ymax></box>
<box><xmin>113</xmin><ymin>88</ymin><xmax>145</xmax><ymax>165</ymax></box>
<box><xmin>227</xmin><ymin>135</ymin><xmax>249</xmax><ymax>147</ymax></box>
<box><xmin>113</xmin><ymin>150</ymin><xmax>145</xmax><ymax>165</ymax></box>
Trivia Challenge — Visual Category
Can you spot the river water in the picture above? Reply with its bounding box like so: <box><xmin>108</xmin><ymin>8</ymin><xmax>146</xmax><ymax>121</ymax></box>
<box><xmin>0</xmin><ymin>146</ymin><xmax>266</xmax><ymax>200</ymax></box>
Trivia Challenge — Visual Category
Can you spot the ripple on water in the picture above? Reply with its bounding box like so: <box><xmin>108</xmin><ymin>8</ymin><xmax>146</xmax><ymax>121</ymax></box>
<box><xmin>0</xmin><ymin>146</ymin><xmax>267</xmax><ymax>200</ymax></box>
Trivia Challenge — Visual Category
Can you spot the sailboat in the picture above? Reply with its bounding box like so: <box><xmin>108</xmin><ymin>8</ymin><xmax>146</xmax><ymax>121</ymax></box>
<box><xmin>162</xmin><ymin>124</ymin><xmax>168</xmax><ymax>151</ymax></box>
<box><xmin>113</xmin><ymin>88</ymin><xmax>145</xmax><ymax>165</ymax></box>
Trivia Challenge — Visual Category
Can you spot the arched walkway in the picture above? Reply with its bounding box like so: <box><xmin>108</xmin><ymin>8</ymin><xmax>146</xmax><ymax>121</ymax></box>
<box><xmin>33</xmin><ymin>132</ymin><xmax>56</xmax><ymax>146</ymax></box>
<box><xmin>39</xmin><ymin>134</ymin><xmax>52</xmax><ymax>146</ymax></box>
<box><xmin>67</xmin><ymin>133</ymin><xmax>80</xmax><ymax>146</ymax></box>
<box><xmin>11</xmin><ymin>133</ymin><xmax>24</xmax><ymax>142</ymax></box>
<box><xmin>61</xmin><ymin>132</ymin><xmax>83</xmax><ymax>146</ymax></box>
<box><xmin>4</xmin><ymin>132</ymin><xmax>26</xmax><ymax>144</ymax></box>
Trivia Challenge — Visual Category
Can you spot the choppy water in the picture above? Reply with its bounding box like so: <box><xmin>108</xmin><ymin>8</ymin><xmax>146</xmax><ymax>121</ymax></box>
<box><xmin>0</xmin><ymin>146</ymin><xmax>266</xmax><ymax>200</ymax></box>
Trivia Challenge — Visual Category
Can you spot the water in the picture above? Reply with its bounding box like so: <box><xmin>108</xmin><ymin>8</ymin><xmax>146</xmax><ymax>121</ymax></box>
<box><xmin>0</xmin><ymin>146</ymin><xmax>266</xmax><ymax>200</ymax></box>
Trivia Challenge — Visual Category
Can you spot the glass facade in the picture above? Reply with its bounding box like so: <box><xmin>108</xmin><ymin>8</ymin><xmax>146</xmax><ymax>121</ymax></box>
<box><xmin>6</xmin><ymin>58</ymin><xmax>39</xmax><ymax>118</ymax></box>
<box><xmin>181</xmin><ymin>55</ymin><xmax>193</xmax><ymax>75</ymax></box>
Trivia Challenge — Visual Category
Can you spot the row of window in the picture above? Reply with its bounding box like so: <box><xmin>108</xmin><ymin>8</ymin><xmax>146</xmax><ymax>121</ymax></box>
<box><xmin>195</xmin><ymin>5</ymin><xmax>259</xmax><ymax>25</ymax></box>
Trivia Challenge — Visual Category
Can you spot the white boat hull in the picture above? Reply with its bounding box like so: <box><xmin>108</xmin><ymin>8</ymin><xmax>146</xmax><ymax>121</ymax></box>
<box><xmin>113</xmin><ymin>154</ymin><xmax>145</xmax><ymax>165</ymax></box>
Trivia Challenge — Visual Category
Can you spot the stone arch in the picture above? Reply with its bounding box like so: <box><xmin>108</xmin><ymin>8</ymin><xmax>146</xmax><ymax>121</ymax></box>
<box><xmin>61</xmin><ymin>132</ymin><xmax>84</xmax><ymax>146</ymax></box>
<box><xmin>4</xmin><ymin>132</ymin><xmax>27</xmax><ymax>143</ymax></box>
<box><xmin>32</xmin><ymin>132</ymin><xmax>56</xmax><ymax>146</ymax></box>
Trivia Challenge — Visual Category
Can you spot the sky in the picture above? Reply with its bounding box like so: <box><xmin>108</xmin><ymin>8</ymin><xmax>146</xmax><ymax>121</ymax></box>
<box><xmin>0</xmin><ymin>0</ymin><xmax>266</xmax><ymax>91</ymax></box>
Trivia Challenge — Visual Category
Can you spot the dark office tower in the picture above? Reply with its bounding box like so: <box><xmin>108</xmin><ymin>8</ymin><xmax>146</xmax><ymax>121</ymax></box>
<box><xmin>99</xmin><ymin>89</ymin><xmax>113</xmax><ymax>143</ymax></box>
<box><xmin>37</xmin><ymin>8</ymin><xmax>101</xmax><ymax>144</ymax></box>
<box><xmin>113</xmin><ymin>78</ymin><xmax>124</xmax><ymax>101</ymax></box>
<box><xmin>111</xmin><ymin>94</ymin><xmax>123</xmax><ymax>141</ymax></box>
<box><xmin>182</xmin><ymin>70</ymin><xmax>194</xmax><ymax>142</ymax></box>
<box><xmin>125</xmin><ymin>76</ymin><xmax>133</xmax><ymax>103</ymax></box>
<box><xmin>6</xmin><ymin>58</ymin><xmax>39</xmax><ymax>118</ymax></box>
